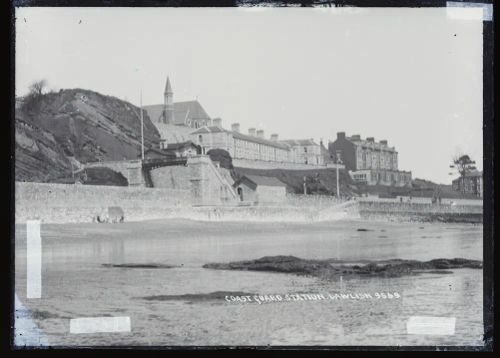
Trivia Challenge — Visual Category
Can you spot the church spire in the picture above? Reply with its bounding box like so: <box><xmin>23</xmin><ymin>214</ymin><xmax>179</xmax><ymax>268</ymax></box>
<box><xmin>162</xmin><ymin>75</ymin><xmax>174</xmax><ymax>124</ymax></box>
<box><xmin>164</xmin><ymin>76</ymin><xmax>173</xmax><ymax>95</ymax></box>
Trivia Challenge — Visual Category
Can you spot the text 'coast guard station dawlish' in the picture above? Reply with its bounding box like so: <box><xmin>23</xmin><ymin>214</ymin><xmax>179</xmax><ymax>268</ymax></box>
<box><xmin>143</xmin><ymin>76</ymin><xmax>412</xmax><ymax>187</ymax></box>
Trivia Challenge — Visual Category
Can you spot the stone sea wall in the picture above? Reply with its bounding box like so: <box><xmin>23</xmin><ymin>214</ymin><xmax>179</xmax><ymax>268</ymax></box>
<box><xmin>15</xmin><ymin>182</ymin><xmax>191</xmax><ymax>224</ymax></box>
<box><xmin>358</xmin><ymin>200</ymin><xmax>483</xmax><ymax>223</ymax></box>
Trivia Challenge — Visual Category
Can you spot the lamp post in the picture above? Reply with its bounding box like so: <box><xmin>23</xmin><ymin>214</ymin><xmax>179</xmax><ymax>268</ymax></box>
<box><xmin>336</xmin><ymin>150</ymin><xmax>342</xmax><ymax>199</ymax></box>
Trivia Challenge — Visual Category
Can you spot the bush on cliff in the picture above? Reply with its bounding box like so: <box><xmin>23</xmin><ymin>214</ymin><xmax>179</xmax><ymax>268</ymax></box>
<box><xmin>207</xmin><ymin>149</ymin><xmax>234</xmax><ymax>170</ymax></box>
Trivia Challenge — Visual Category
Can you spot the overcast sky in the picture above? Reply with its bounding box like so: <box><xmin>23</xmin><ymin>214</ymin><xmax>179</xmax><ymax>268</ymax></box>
<box><xmin>15</xmin><ymin>7</ymin><xmax>483</xmax><ymax>184</ymax></box>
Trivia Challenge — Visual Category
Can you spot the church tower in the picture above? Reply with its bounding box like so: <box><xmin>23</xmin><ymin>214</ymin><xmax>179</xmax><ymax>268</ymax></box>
<box><xmin>162</xmin><ymin>76</ymin><xmax>174</xmax><ymax>124</ymax></box>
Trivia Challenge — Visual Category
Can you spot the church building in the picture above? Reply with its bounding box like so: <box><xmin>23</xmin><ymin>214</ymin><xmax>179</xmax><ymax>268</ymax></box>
<box><xmin>143</xmin><ymin>76</ymin><xmax>213</xmax><ymax>144</ymax></box>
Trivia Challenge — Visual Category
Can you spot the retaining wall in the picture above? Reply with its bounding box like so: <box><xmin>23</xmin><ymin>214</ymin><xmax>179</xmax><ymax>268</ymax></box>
<box><xmin>358</xmin><ymin>200</ymin><xmax>483</xmax><ymax>223</ymax></box>
<box><xmin>233</xmin><ymin>158</ymin><xmax>344</xmax><ymax>171</ymax></box>
<box><xmin>15</xmin><ymin>182</ymin><xmax>191</xmax><ymax>224</ymax></box>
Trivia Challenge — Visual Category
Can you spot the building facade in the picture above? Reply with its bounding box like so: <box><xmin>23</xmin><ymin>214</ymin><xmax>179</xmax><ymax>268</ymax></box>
<box><xmin>232</xmin><ymin>174</ymin><xmax>287</xmax><ymax>204</ymax></box>
<box><xmin>329</xmin><ymin>132</ymin><xmax>411</xmax><ymax>187</ymax></box>
<box><xmin>190</xmin><ymin>124</ymin><xmax>292</xmax><ymax>163</ymax></box>
<box><xmin>279</xmin><ymin>139</ymin><xmax>324</xmax><ymax>165</ymax></box>
<box><xmin>452</xmin><ymin>171</ymin><xmax>483</xmax><ymax>198</ymax></box>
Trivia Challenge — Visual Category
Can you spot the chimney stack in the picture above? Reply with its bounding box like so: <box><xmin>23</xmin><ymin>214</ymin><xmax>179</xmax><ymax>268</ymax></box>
<box><xmin>380</xmin><ymin>140</ymin><xmax>388</xmax><ymax>146</ymax></box>
<box><xmin>366</xmin><ymin>137</ymin><xmax>375</xmax><ymax>142</ymax></box>
<box><xmin>248</xmin><ymin>128</ymin><xmax>256</xmax><ymax>136</ymax></box>
<box><xmin>231</xmin><ymin>123</ymin><xmax>240</xmax><ymax>133</ymax></box>
<box><xmin>337</xmin><ymin>132</ymin><xmax>346</xmax><ymax>140</ymax></box>
<box><xmin>256</xmin><ymin>129</ymin><xmax>264</xmax><ymax>139</ymax></box>
<box><xmin>271</xmin><ymin>133</ymin><xmax>279</xmax><ymax>141</ymax></box>
<box><xmin>213</xmin><ymin>118</ymin><xmax>222</xmax><ymax>127</ymax></box>
<box><xmin>351</xmin><ymin>134</ymin><xmax>361</xmax><ymax>141</ymax></box>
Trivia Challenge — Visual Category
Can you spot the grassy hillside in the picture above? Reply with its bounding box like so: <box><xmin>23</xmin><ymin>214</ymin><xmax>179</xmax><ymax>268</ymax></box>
<box><xmin>233</xmin><ymin>167</ymin><xmax>359</xmax><ymax>197</ymax></box>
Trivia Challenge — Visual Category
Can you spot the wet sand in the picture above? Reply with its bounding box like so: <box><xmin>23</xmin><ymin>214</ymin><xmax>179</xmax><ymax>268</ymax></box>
<box><xmin>14</xmin><ymin>219</ymin><xmax>483</xmax><ymax>346</ymax></box>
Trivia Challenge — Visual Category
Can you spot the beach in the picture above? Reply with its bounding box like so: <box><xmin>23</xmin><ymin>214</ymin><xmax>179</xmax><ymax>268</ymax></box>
<box><xmin>14</xmin><ymin>218</ymin><xmax>483</xmax><ymax>346</ymax></box>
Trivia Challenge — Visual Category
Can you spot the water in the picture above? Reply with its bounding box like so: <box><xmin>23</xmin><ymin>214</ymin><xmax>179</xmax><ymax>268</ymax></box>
<box><xmin>14</xmin><ymin>219</ymin><xmax>483</xmax><ymax>346</ymax></box>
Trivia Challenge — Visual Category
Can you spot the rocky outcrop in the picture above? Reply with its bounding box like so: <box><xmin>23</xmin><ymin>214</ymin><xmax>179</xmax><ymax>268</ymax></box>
<box><xmin>15</xmin><ymin>89</ymin><xmax>161</xmax><ymax>182</ymax></box>
<box><xmin>203</xmin><ymin>256</ymin><xmax>483</xmax><ymax>279</ymax></box>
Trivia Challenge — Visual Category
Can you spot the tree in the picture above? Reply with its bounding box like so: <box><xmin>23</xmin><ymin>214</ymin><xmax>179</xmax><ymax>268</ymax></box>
<box><xmin>450</xmin><ymin>154</ymin><xmax>477</xmax><ymax>194</ymax></box>
<box><xmin>450</xmin><ymin>154</ymin><xmax>476</xmax><ymax>177</ymax></box>
<box><xmin>21</xmin><ymin>79</ymin><xmax>48</xmax><ymax>113</ymax></box>
<box><xmin>207</xmin><ymin>148</ymin><xmax>233</xmax><ymax>170</ymax></box>
<box><xmin>28</xmin><ymin>79</ymin><xmax>48</xmax><ymax>97</ymax></box>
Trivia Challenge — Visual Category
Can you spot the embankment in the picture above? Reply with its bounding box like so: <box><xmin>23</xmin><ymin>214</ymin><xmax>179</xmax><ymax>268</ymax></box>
<box><xmin>358</xmin><ymin>200</ymin><xmax>483</xmax><ymax>223</ymax></box>
<box><xmin>15</xmin><ymin>182</ymin><xmax>482</xmax><ymax>224</ymax></box>
<box><xmin>15</xmin><ymin>182</ymin><xmax>191</xmax><ymax>224</ymax></box>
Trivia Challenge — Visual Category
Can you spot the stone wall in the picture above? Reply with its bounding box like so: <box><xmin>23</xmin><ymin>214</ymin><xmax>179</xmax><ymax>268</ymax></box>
<box><xmin>83</xmin><ymin>160</ymin><xmax>145</xmax><ymax>186</ymax></box>
<box><xmin>15</xmin><ymin>182</ymin><xmax>191</xmax><ymax>223</ymax></box>
<box><xmin>188</xmin><ymin>156</ymin><xmax>238</xmax><ymax>206</ymax></box>
<box><xmin>150</xmin><ymin>165</ymin><xmax>191</xmax><ymax>190</ymax></box>
<box><xmin>233</xmin><ymin>158</ymin><xmax>344</xmax><ymax>171</ymax></box>
<box><xmin>358</xmin><ymin>200</ymin><xmax>483</xmax><ymax>223</ymax></box>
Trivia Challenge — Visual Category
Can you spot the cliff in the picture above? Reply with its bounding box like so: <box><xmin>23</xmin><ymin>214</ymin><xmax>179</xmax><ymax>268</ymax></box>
<box><xmin>15</xmin><ymin>89</ymin><xmax>161</xmax><ymax>182</ymax></box>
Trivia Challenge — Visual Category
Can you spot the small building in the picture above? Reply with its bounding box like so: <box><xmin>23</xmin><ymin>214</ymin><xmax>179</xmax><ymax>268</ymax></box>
<box><xmin>232</xmin><ymin>174</ymin><xmax>287</xmax><ymax>204</ymax></box>
<box><xmin>452</xmin><ymin>170</ymin><xmax>483</xmax><ymax>198</ymax></box>
<box><xmin>161</xmin><ymin>140</ymin><xmax>201</xmax><ymax>157</ymax></box>
<box><xmin>143</xmin><ymin>148</ymin><xmax>177</xmax><ymax>160</ymax></box>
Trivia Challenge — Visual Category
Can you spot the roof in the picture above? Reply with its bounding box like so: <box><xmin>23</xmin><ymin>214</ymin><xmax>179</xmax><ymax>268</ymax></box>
<box><xmin>233</xmin><ymin>174</ymin><xmax>287</xmax><ymax>189</ymax></box>
<box><xmin>191</xmin><ymin>126</ymin><xmax>290</xmax><ymax>150</ymax></box>
<box><xmin>143</xmin><ymin>100</ymin><xmax>211</xmax><ymax>126</ymax></box>
<box><xmin>153</xmin><ymin>123</ymin><xmax>195</xmax><ymax>144</ymax></box>
<box><xmin>280</xmin><ymin>139</ymin><xmax>318</xmax><ymax>146</ymax></box>
<box><xmin>344</xmin><ymin>135</ymin><xmax>397</xmax><ymax>152</ymax></box>
<box><xmin>232</xmin><ymin>131</ymin><xmax>290</xmax><ymax>150</ymax></box>
<box><xmin>165</xmin><ymin>141</ymin><xmax>199</xmax><ymax>151</ymax></box>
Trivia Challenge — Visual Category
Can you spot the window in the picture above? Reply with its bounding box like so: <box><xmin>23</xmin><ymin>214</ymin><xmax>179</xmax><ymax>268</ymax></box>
<box><xmin>198</xmin><ymin>135</ymin><xmax>203</xmax><ymax>143</ymax></box>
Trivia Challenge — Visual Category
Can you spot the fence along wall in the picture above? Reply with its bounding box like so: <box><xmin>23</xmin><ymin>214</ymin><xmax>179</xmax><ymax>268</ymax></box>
<box><xmin>15</xmin><ymin>182</ymin><xmax>191</xmax><ymax>224</ymax></box>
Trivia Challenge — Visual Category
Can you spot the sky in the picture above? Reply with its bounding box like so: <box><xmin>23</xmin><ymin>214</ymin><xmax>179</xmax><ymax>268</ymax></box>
<box><xmin>15</xmin><ymin>7</ymin><xmax>484</xmax><ymax>184</ymax></box>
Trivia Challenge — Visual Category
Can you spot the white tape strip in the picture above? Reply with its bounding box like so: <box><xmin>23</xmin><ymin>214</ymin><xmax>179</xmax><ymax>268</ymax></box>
<box><xmin>26</xmin><ymin>220</ymin><xmax>42</xmax><ymax>299</ymax></box>
<box><xmin>407</xmin><ymin>316</ymin><xmax>456</xmax><ymax>335</ymax></box>
<box><xmin>70</xmin><ymin>317</ymin><xmax>131</xmax><ymax>334</ymax></box>
<box><xmin>447</xmin><ymin>2</ymin><xmax>493</xmax><ymax>21</ymax></box>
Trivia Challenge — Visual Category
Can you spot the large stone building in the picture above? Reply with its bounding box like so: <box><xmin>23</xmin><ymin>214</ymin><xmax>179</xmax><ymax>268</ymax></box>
<box><xmin>190</xmin><ymin>123</ymin><xmax>291</xmax><ymax>162</ymax></box>
<box><xmin>280</xmin><ymin>139</ymin><xmax>324</xmax><ymax>165</ymax></box>
<box><xmin>329</xmin><ymin>132</ymin><xmax>411</xmax><ymax>187</ymax></box>
<box><xmin>143</xmin><ymin>77</ymin><xmax>326</xmax><ymax>167</ymax></box>
<box><xmin>452</xmin><ymin>170</ymin><xmax>483</xmax><ymax>198</ymax></box>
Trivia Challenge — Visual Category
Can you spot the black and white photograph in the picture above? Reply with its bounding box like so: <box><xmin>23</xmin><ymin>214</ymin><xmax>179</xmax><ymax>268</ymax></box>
<box><xmin>11</xmin><ymin>1</ymin><xmax>493</xmax><ymax>350</ymax></box>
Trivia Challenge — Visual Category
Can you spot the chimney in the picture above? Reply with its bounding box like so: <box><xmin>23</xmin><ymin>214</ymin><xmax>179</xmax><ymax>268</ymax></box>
<box><xmin>380</xmin><ymin>140</ymin><xmax>388</xmax><ymax>146</ymax></box>
<box><xmin>213</xmin><ymin>117</ymin><xmax>222</xmax><ymax>127</ymax></box>
<box><xmin>231</xmin><ymin>123</ymin><xmax>240</xmax><ymax>133</ymax></box>
<box><xmin>256</xmin><ymin>129</ymin><xmax>264</xmax><ymax>139</ymax></box>
<box><xmin>337</xmin><ymin>132</ymin><xmax>346</xmax><ymax>140</ymax></box>
<box><xmin>366</xmin><ymin>137</ymin><xmax>375</xmax><ymax>142</ymax></box>
<box><xmin>271</xmin><ymin>133</ymin><xmax>279</xmax><ymax>141</ymax></box>
<box><xmin>351</xmin><ymin>134</ymin><xmax>361</xmax><ymax>141</ymax></box>
<box><xmin>248</xmin><ymin>128</ymin><xmax>256</xmax><ymax>136</ymax></box>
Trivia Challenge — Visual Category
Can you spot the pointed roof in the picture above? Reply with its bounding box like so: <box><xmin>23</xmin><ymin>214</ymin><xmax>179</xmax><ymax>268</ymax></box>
<box><xmin>164</xmin><ymin>76</ymin><xmax>173</xmax><ymax>94</ymax></box>
<box><xmin>233</xmin><ymin>175</ymin><xmax>287</xmax><ymax>189</ymax></box>
<box><xmin>143</xmin><ymin>100</ymin><xmax>211</xmax><ymax>126</ymax></box>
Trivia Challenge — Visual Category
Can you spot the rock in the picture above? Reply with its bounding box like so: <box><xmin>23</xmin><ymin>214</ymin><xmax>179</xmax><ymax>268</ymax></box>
<box><xmin>203</xmin><ymin>256</ymin><xmax>482</xmax><ymax>280</ymax></box>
